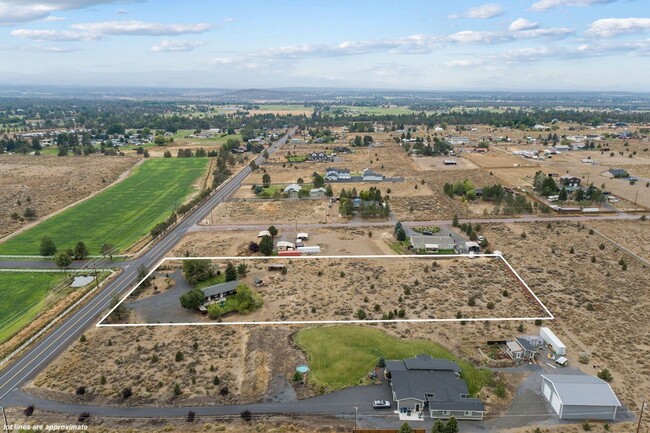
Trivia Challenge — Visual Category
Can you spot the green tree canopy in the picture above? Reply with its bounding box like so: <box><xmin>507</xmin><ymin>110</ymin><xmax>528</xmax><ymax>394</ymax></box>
<box><xmin>180</xmin><ymin>288</ymin><xmax>205</xmax><ymax>309</ymax></box>
<box><xmin>40</xmin><ymin>236</ymin><xmax>57</xmax><ymax>256</ymax></box>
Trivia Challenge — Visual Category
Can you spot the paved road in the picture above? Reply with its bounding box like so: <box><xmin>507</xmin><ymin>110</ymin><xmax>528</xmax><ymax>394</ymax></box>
<box><xmin>188</xmin><ymin>212</ymin><xmax>642</xmax><ymax>232</ymax></box>
<box><xmin>0</xmin><ymin>128</ymin><xmax>295</xmax><ymax>404</ymax></box>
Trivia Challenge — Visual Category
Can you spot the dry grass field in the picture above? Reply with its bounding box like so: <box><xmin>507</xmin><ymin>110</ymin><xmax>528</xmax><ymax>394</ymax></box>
<box><xmin>30</xmin><ymin>325</ymin><xmax>309</xmax><ymax>406</ymax></box>
<box><xmin>207</xmin><ymin>199</ymin><xmax>330</xmax><ymax>225</ymax></box>
<box><xmin>464</xmin><ymin>152</ymin><xmax>541</xmax><ymax>169</ymax></box>
<box><xmin>0</xmin><ymin>155</ymin><xmax>139</xmax><ymax>238</ymax></box>
<box><xmin>172</xmin><ymin>227</ymin><xmax>397</xmax><ymax>258</ymax></box>
<box><xmin>411</xmin><ymin>155</ymin><xmax>478</xmax><ymax>171</ymax></box>
<box><xmin>476</xmin><ymin>221</ymin><xmax>650</xmax><ymax>420</ymax></box>
<box><xmin>142</xmin><ymin>256</ymin><xmax>546</xmax><ymax>324</ymax></box>
<box><xmin>588</xmin><ymin>219</ymin><xmax>650</xmax><ymax>261</ymax></box>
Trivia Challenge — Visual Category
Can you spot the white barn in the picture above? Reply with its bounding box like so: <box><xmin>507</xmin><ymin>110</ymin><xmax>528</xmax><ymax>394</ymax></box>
<box><xmin>541</xmin><ymin>375</ymin><xmax>621</xmax><ymax>420</ymax></box>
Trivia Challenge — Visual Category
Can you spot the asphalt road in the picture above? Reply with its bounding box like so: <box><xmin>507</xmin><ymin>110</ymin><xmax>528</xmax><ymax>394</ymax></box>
<box><xmin>0</xmin><ymin>128</ymin><xmax>295</xmax><ymax>404</ymax></box>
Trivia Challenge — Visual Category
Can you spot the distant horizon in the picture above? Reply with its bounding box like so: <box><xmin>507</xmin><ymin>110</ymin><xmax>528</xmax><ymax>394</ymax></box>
<box><xmin>1</xmin><ymin>83</ymin><xmax>650</xmax><ymax>95</ymax></box>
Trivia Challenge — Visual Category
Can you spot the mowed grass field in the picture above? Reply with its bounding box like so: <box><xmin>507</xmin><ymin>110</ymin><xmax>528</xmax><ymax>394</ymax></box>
<box><xmin>0</xmin><ymin>158</ymin><xmax>209</xmax><ymax>255</ymax></box>
<box><xmin>0</xmin><ymin>272</ymin><xmax>66</xmax><ymax>343</ymax></box>
<box><xmin>294</xmin><ymin>325</ymin><xmax>490</xmax><ymax>393</ymax></box>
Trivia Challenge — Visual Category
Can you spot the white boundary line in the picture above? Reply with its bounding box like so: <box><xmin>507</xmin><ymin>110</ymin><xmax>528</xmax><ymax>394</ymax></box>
<box><xmin>96</xmin><ymin>254</ymin><xmax>554</xmax><ymax>327</ymax></box>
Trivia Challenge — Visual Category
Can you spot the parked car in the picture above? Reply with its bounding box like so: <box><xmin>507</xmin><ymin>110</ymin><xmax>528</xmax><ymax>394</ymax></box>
<box><xmin>422</xmin><ymin>231</ymin><xmax>433</xmax><ymax>236</ymax></box>
<box><xmin>477</xmin><ymin>235</ymin><xmax>484</xmax><ymax>242</ymax></box>
<box><xmin>373</xmin><ymin>400</ymin><xmax>391</xmax><ymax>409</ymax></box>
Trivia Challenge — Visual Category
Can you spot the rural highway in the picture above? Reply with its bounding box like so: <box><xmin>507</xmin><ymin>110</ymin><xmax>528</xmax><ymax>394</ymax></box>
<box><xmin>0</xmin><ymin>128</ymin><xmax>296</xmax><ymax>405</ymax></box>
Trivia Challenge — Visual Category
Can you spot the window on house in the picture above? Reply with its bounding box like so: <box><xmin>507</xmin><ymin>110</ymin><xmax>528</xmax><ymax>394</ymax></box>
<box><xmin>443</xmin><ymin>411</ymin><xmax>450</xmax><ymax>416</ymax></box>
<box><xmin>464</xmin><ymin>411</ymin><xmax>473</xmax><ymax>416</ymax></box>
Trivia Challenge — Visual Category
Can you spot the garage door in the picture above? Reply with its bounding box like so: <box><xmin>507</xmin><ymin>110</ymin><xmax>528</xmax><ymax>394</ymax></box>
<box><xmin>542</xmin><ymin>382</ymin><xmax>551</xmax><ymax>400</ymax></box>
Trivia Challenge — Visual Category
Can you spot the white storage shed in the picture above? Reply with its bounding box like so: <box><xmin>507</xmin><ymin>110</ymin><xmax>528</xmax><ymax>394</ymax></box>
<box><xmin>541</xmin><ymin>375</ymin><xmax>620</xmax><ymax>420</ymax></box>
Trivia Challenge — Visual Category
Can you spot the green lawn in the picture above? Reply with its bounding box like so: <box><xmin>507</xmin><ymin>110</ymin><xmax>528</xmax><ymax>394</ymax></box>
<box><xmin>0</xmin><ymin>158</ymin><xmax>209</xmax><ymax>255</ymax></box>
<box><xmin>194</xmin><ymin>273</ymin><xmax>226</xmax><ymax>290</ymax></box>
<box><xmin>0</xmin><ymin>272</ymin><xmax>66</xmax><ymax>343</ymax></box>
<box><xmin>294</xmin><ymin>325</ymin><xmax>490</xmax><ymax>393</ymax></box>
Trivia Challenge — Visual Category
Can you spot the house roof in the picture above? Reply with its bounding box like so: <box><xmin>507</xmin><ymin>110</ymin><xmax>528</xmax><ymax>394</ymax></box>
<box><xmin>410</xmin><ymin>235</ymin><xmax>455</xmax><ymax>250</ymax></box>
<box><xmin>541</xmin><ymin>375</ymin><xmax>621</xmax><ymax>407</ymax></box>
<box><xmin>284</xmin><ymin>184</ymin><xmax>302</xmax><ymax>193</ymax></box>
<box><xmin>253</xmin><ymin>276</ymin><xmax>263</xmax><ymax>283</ymax></box>
<box><xmin>515</xmin><ymin>337</ymin><xmax>535</xmax><ymax>353</ymax></box>
<box><xmin>310</xmin><ymin>187</ymin><xmax>327</xmax><ymax>193</ymax></box>
<box><xmin>507</xmin><ymin>340</ymin><xmax>523</xmax><ymax>353</ymax></box>
<box><xmin>560</xmin><ymin>175</ymin><xmax>580</xmax><ymax>180</ymax></box>
<box><xmin>201</xmin><ymin>280</ymin><xmax>238</xmax><ymax>298</ymax></box>
<box><xmin>387</xmin><ymin>355</ymin><xmax>484</xmax><ymax>412</ymax></box>
<box><xmin>276</xmin><ymin>241</ymin><xmax>295</xmax><ymax>248</ymax></box>
<box><xmin>326</xmin><ymin>167</ymin><xmax>349</xmax><ymax>173</ymax></box>
<box><xmin>608</xmin><ymin>168</ymin><xmax>628</xmax><ymax>176</ymax></box>
<box><xmin>258</xmin><ymin>230</ymin><xmax>271</xmax><ymax>237</ymax></box>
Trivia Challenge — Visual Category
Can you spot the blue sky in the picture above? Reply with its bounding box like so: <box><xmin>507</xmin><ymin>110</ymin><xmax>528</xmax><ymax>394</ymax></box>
<box><xmin>0</xmin><ymin>0</ymin><xmax>649</xmax><ymax>90</ymax></box>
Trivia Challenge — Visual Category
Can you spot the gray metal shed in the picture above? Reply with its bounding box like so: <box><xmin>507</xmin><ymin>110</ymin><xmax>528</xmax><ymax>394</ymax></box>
<box><xmin>541</xmin><ymin>374</ymin><xmax>621</xmax><ymax>420</ymax></box>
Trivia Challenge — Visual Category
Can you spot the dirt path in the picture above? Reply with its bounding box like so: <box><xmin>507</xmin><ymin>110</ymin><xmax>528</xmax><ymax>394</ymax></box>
<box><xmin>0</xmin><ymin>158</ymin><xmax>145</xmax><ymax>244</ymax></box>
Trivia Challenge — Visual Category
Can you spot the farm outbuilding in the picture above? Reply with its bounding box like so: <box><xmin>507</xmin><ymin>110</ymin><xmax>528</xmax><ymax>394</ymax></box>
<box><xmin>540</xmin><ymin>327</ymin><xmax>566</xmax><ymax>355</ymax></box>
<box><xmin>541</xmin><ymin>375</ymin><xmax>621</xmax><ymax>420</ymax></box>
<box><xmin>276</xmin><ymin>241</ymin><xmax>295</xmax><ymax>251</ymax></box>
<box><xmin>258</xmin><ymin>230</ymin><xmax>271</xmax><ymax>238</ymax></box>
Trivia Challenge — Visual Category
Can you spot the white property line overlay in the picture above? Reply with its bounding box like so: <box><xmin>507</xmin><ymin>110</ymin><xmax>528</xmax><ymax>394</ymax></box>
<box><xmin>97</xmin><ymin>254</ymin><xmax>554</xmax><ymax>327</ymax></box>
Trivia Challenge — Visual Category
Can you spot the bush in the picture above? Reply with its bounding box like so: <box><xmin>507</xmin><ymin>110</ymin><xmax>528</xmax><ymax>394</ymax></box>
<box><xmin>186</xmin><ymin>410</ymin><xmax>196</xmax><ymax>423</ymax></box>
<box><xmin>24</xmin><ymin>405</ymin><xmax>34</xmax><ymax>417</ymax></box>
<box><xmin>175</xmin><ymin>351</ymin><xmax>184</xmax><ymax>362</ymax></box>
<box><xmin>173</xmin><ymin>383</ymin><xmax>181</xmax><ymax>396</ymax></box>
<box><xmin>356</xmin><ymin>309</ymin><xmax>367</xmax><ymax>320</ymax></box>
<box><xmin>241</xmin><ymin>410</ymin><xmax>253</xmax><ymax>422</ymax></box>
<box><xmin>534</xmin><ymin>319</ymin><xmax>542</xmax><ymax>326</ymax></box>
<box><xmin>219</xmin><ymin>386</ymin><xmax>229</xmax><ymax>396</ymax></box>
<box><xmin>579</xmin><ymin>353</ymin><xmax>590</xmax><ymax>364</ymax></box>
<box><xmin>213</xmin><ymin>375</ymin><xmax>220</xmax><ymax>386</ymax></box>
<box><xmin>583</xmin><ymin>421</ymin><xmax>592</xmax><ymax>431</ymax></box>
<box><xmin>121</xmin><ymin>387</ymin><xmax>132</xmax><ymax>399</ymax></box>
<box><xmin>597</xmin><ymin>368</ymin><xmax>613</xmax><ymax>382</ymax></box>
<box><xmin>486</xmin><ymin>302</ymin><xmax>495</xmax><ymax>310</ymax></box>
<box><xmin>78</xmin><ymin>412</ymin><xmax>90</xmax><ymax>423</ymax></box>
<box><xmin>76</xmin><ymin>386</ymin><xmax>86</xmax><ymax>395</ymax></box>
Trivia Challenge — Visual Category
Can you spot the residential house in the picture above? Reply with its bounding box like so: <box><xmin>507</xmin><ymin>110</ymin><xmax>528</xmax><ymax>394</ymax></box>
<box><xmin>447</xmin><ymin>137</ymin><xmax>471</xmax><ymax>146</ymax></box>
<box><xmin>553</xmin><ymin>144</ymin><xmax>571</xmax><ymax>152</ymax></box>
<box><xmin>361</xmin><ymin>168</ymin><xmax>384</xmax><ymax>182</ymax></box>
<box><xmin>325</xmin><ymin>167</ymin><xmax>351</xmax><ymax>181</ymax></box>
<box><xmin>560</xmin><ymin>175</ymin><xmax>581</xmax><ymax>188</ymax></box>
<box><xmin>309</xmin><ymin>187</ymin><xmax>327</xmax><ymax>197</ymax></box>
<box><xmin>253</xmin><ymin>276</ymin><xmax>264</xmax><ymax>287</ymax></box>
<box><xmin>385</xmin><ymin>355</ymin><xmax>485</xmax><ymax>420</ymax></box>
<box><xmin>200</xmin><ymin>280</ymin><xmax>238</xmax><ymax>303</ymax></box>
<box><xmin>308</xmin><ymin>152</ymin><xmax>329</xmax><ymax>161</ymax></box>
<box><xmin>284</xmin><ymin>183</ymin><xmax>302</xmax><ymax>197</ymax></box>
<box><xmin>506</xmin><ymin>337</ymin><xmax>537</xmax><ymax>361</ymax></box>
<box><xmin>602</xmin><ymin>168</ymin><xmax>629</xmax><ymax>179</ymax></box>
<box><xmin>409</xmin><ymin>235</ymin><xmax>455</xmax><ymax>252</ymax></box>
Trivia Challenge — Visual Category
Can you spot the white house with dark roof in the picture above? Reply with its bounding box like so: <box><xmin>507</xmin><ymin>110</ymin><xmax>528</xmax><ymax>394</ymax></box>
<box><xmin>541</xmin><ymin>375</ymin><xmax>621</xmax><ymax>420</ymax></box>
<box><xmin>385</xmin><ymin>354</ymin><xmax>485</xmax><ymax>420</ymax></box>
<box><xmin>362</xmin><ymin>168</ymin><xmax>384</xmax><ymax>181</ymax></box>
<box><xmin>325</xmin><ymin>167</ymin><xmax>351</xmax><ymax>181</ymax></box>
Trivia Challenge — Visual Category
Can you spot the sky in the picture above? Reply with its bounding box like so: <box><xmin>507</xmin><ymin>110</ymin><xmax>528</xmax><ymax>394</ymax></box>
<box><xmin>0</xmin><ymin>0</ymin><xmax>649</xmax><ymax>91</ymax></box>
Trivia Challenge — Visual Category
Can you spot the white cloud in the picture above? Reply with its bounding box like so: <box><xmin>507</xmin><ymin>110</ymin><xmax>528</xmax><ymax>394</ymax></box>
<box><xmin>447</xmin><ymin>59</ymin><xmax>485</xmax><ymax>67</ymax></box>
<box><xmin>44</xmin><ymin>15</ymin><xmax>66</xmax><ymax>22</ymax></box>
<box><xmin>508</xmin><ymin>18</ymin><xmax>539</xmax><ymax>32</ymax></box>
<box><xmin>0</xmin><ymin>43</ymin><xmax>79</xmax><ymax>52</ymax></box>
<box><xmin>530</xmin><ymin>0</ymin><xmax>617</xmax><ymax>12</ymax></box>
<box><xmin>449</xmin><ymin>3</ymin><xmax>504</xmax><ymax>19</ymax></box>
<box><xmin>0</xmin><ymin>1</ymin><xmax>126</xmax><ymax>26</ymax></box>
<box><xmin>71</xmin><ymin>20</ymin><xmax>214</xmax><ymax>36</ymax></box>
<box><xmin>151</xmin><ymin>39</ymin><xmax>206</xmax><ymax>52</ymax></box>
<box><xmin>493</xmin><ymin>46</ymin><xmax>558</xmax><ymax>60</ymax></box>
<box><xmin>11</xmin><ymin>28</ymin><xmax>98</xmax><ymax>41</ymax></box>
<box><xmin>587</xmin><ymin>18</ymin><xmax>650</xmax><ymax>37</ymax></box>
<box><xmin>223</xmin><ymin>17</ymin><xmax>235</xmax><ymax>23</ymax></box>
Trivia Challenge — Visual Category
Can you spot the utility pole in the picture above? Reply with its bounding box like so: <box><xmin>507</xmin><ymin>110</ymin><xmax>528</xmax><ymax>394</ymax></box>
<box><xmin>637</xmin><ymin>400</ymin><xmax>646</xmax><ymax>433</ymax></box>
<box><xmin>93</xmin><ymin>261</ymin><xmax>100</xmax><ymax>289</ymax></box>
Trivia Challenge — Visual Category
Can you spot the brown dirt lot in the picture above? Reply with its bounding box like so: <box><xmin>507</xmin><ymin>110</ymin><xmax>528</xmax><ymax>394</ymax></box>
<box><xmin>477</xmin><ymin>221</ymin><xmax>650</xmax><ymax>418</ymax></box>
<box><xmin>411</xmin><ymin>155</ymin><xmax>478</xmax><ymax>171</ymax></box>
<box><xmin>0</xmin><ymin>155</ymin><xmax>139</xmax><ymax>239</ymax></box>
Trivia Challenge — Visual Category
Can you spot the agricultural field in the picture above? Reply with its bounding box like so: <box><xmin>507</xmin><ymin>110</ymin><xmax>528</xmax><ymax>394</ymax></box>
<box><xmin>295</xmin><ymin>325</ymin><xmax>491</xmax><ymax>392</ymax></box>
<box><xmin>477</xmin><ymin>221</ymin><xmax>650</xmax><ymax>416</ymax></box>
<box><xmin>0</xmin><ymin>155</ymin><xmax>139</xmax><ymax>239</ymax></box>
<box><xmin>0</xmin><ymin>158</ymin><xmax>209</xmax><ymax>255</ymax></box>
<box><xmin>248</xmin><ymin>104</ymin><xmax>314</xmax><ymax>116</ymax></box>
<box><xmin>0</xmin><ymin>272</ymin><xmax>66</xmax><ymax>343</ymax></box>
<box><xmin>126</xmin><ymin>255</ymin><xmax>546</xmax><ymax>324</ymax></box>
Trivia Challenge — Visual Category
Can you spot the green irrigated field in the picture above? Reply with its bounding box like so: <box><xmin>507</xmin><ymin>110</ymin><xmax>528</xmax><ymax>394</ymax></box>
<box><xmin>0</xmin><ymin>272</ymin><xmax>66</xmax><ymax>343</ymax></box>
<box><xmin>0</xmin><ymin>158</ymin><xmax>209</xmax><ymax>255</ymax></box>
<box><xmin>294</xmin><ymin>325</ymin><xmax>490</xmax><ymax>393</ymax></box>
